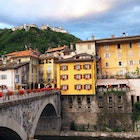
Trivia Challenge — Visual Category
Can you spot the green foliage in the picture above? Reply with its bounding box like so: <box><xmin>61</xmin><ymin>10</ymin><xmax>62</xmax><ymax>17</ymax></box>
<box><xmin>0</xmin><ymin>27</ymin><xmax>80</xmax><ymax>55</ymax></box>
<box><xmin>70</xmin><ymin>121</ymin><xmax>76</xmax><ymax>130</ymax></box>
<box><xmin>104</xmin><ymin>90</ymin><xmax>125</xmax><ymax>95</ymax></box>
<box><xmin>131</xmin><ymin>102</ymin><xmax>140</xmax><ymax>123</ymax></box>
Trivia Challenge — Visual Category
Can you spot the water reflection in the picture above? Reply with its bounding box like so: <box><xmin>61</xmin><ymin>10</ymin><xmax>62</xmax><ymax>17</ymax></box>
<box><xmin>35</xmin><ymin>136</ymin><xmax>137</xmax><ymax>140</ymax></box>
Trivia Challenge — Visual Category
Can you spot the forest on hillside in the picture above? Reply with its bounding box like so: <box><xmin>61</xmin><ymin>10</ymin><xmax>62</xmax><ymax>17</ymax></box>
<box><xmin>0</xmin><ymin>27</ymin><xmax>80</xmax><ymax>55</ymax></box>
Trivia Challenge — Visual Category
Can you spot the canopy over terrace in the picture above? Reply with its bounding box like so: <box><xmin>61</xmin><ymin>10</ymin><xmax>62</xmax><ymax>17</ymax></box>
<box><xmin>96</xmin><ymin>79</ymin><xmax>129</xmax><ymax>87</ymax></box>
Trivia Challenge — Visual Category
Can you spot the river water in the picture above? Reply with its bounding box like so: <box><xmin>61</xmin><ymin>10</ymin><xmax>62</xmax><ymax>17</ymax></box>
<box><xmin>34</xmin><ymin>136</ymin><xmax>139</xmax><ymax>140</ymax></box>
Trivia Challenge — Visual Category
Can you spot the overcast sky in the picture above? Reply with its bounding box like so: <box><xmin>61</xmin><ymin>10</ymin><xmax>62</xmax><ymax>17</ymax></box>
<box><xmin>0</xmin><ymin>0</ymin><xmax>140</xmax><ymax>40</ymax></box>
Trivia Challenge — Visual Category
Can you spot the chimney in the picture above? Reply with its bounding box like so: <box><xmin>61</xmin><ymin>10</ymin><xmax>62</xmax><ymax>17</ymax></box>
<box><xmin>1</xmin><ymin>55</ymin><xmax>7</xmax><ymax>64</ymax></box>
<box><xmin>91</xmin><ymin>35</ymin><xmax>94</xmax><ymax>40</ymax></box>
<box><xmin>111</xmin><ymin>35</ymin><xmax>115</xmax><ymax>38</ymax></box>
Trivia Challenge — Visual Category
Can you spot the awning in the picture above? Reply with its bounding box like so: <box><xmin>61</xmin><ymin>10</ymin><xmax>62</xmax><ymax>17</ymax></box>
<box><xmin>96</xmin><ymin>79</ymin><xmax>129</xmax><ymax>86</ymax></box>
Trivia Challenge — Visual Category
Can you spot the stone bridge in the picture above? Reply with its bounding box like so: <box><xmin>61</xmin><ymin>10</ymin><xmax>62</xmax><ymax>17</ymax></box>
<box><xmin>0</xmin><ymin>90</ymin><xmax>61</xmax><ymax>140</ymax></box>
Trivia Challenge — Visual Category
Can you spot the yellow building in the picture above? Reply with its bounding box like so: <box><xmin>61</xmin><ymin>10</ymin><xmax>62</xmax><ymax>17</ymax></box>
<box><xmin>39</xmin><ymin>55</ymin><xmax>58</xmax><ymax>88</ymax></box>
<box><xmin>55</xmin><ymin>53</ymin><xmax>96</xmax><ymax>95</ymax></box>
<box><xmin>96</xmin><ymin>35</ymin><xmax>140</xmax><ymax>78</ymax></box>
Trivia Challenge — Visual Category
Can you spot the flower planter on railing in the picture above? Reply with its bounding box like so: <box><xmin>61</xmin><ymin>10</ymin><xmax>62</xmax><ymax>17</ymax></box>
<box><xmin>7</xmin><ymin>91</ymin><xmax>14</xmax><ymax>96</ymax></box>
<box><xmin>53</xmin><ymin>88</ymin><xmax>59</xmax><ymax>90</ymax></box>
<box><xmin>45</xmin><ymin>88</ymin><xmax>51</xmax><ymax>91</ymax></box>
<box><xmin>26</xmin><ymin>89</ymin><xmax>31</xmax><ymax>94</ymax></box>
<box><xmin>0</xmin><ymin>92</ymin><xmax>3</xmax><ymax>97</ymax></box>
<box><xmin>37</xmin><ymin>88</ymin><xmax>41</xmax><ymax>92</ymax></box>
<box><xmin>40</xmin><ymin>88</ymin><xmax>45</xmax><ymax>92</ymax></box>
<box><xmin>18</xmin><ymin>90</ymin><xmax>24</xmax><ymax>95</ymax></box>
<box><xmin>32</xmin><ymin>89</ymin><xmax>37</xmax><ymax>93</ymax></box>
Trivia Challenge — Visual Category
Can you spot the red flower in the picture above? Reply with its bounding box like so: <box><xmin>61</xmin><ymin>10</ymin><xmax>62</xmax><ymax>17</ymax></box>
<box><xmin>7</xmin><ymin>91</ymin><xmax>14</xmax><ymax>96</ymax></box>
<box><xmin>0</xmin><ymin>92</ymin><xmax>3</xmax><ymax>97</ymax></box>
<box><xmin>53</xmin><ymin>88</ymin><xmax>59</xmax><ymax>90</ymax></box>
<box><xmin>40</xmin><ymin>88</ymin><xmax>45</xmax><ymax>92</ymax></box>
<box><xmin>45</xmin><ymin>88</ymin><xmax>51</xmax><ymax>91</ymax></box>
<box><xmin>26</xmin><ymin>89</ymin><xmax>31</xmax><ymax>94</ymax></box>
<box><xmin>32</xmin><ymin>89</ymin><xmax>37</xmax><ymax>93</ymax></box>
<box><xmin>37</xmin><ymin>88</ymin><xmax>41</xmax><ymax>92</ymax></box>
<box><xmin>18</xmin><ymin>90</ymin><xmax>24</xmax><ymax>95</ymax></box>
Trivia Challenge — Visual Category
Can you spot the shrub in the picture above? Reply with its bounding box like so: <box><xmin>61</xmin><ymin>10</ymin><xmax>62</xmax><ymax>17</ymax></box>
<box><xmin>70</xmin><ymin>121</ymin><xmax>76</xmax><ymax>130</ymax></box>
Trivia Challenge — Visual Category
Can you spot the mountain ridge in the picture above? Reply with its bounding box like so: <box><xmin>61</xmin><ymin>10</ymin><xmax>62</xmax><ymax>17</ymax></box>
<box><xmin>0</xmin><ymin>27</ymin><xmax>80</xmax><ymax>55</ymax></box>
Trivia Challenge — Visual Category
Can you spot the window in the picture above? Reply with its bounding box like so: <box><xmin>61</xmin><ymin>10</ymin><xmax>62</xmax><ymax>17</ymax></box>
<box><xmin>118</xmin><ymin>61</ymin><xmax>122</xmax><ymax>66</ymax></box>
<box><xmin>118</xmin><ymin>96</ymin><xmax>122</xmax><ymax>103</ymax></box>
<box><xmin>0</xmin><ymin>75</ymin><xmax>7</xmax><ymax>80</ymax></box>
<box><xmin>130</xmin><ymin>60</ymin><xmax>134</xmax><ymax>65</ymax></box>
<box><xmin>61</xmin><ymin>85</ymin><xmax>68</xmax><ymax>91</ymax></box>
<box><xmin>104</xmin><ymin>45</ymin><xmax>109</xmax><ymax>50</ymax></box>
<box><xmin>75</xmin><ymin>84</ymin><xmax>82</xmax><ymax>90</ymax></box>
<box><xmin>138</xmin><ymin>42</ymin><xmax>140</xmax><ymax>48</ymax></box>
<box><xmin>128</xmin><ymin>50</ymin><xmax>133</xmax><ymax>57</ymax></box>
<box><xmin>104</xmin><ymin>53</ymin><xmax>110</xmax><ymax>58</ymax></box>
<box><xmin>129</xmin><ymin>42</ymin><xmax>132</xmax><ymax>48</ymax></box>
<box><xmin>83</xmin><ymin>64</ymin><xmax>91</xmax><ymax>69</ymax></box>
<box><xmin>84</xmin><ymin>74</ymin><xmax>91</xmax><ymax>79</ymax></box>
<box><xmin>117</xmin><ymin>53</ymin><xmax>122</xmax><ymax>58</ymax></box>
<box><xmin>139</xmin><ymin>60</ymin><xmax>140</xmax><ymax>64</ymax></box>
<box><xmin>84</xmin><ymin>84</ymin><xmax>92</xmax><ymax>90</ymax></box>
<box><xmin>61</xmin><ymin>75</ymin><xmax>68</xmax><ymax>80</ymax></box>
<box><xmin>118</xmin><ymin>70</ymin><xmax>123</xmax><ymax>76</ymax></box>
<box><xmin>117</xmin><ymin>44</ymin><xmax>121</xmax><ymax>49</ymax></box>
<box><xmin>108</xmin><ymin>96</ymin><xmax>112</xmax><ymax>103</ymax></box>
<box><xmin>74</xmin><ymin>74</ymin><xmax>82</xmax><ymax>80</ymax></box>
<box><xmin>15</xmin><ymin>75</ymin><xmax>19</xmax><ymax>83</ymax></box>
<box><xmin>74</xmin><ymin>64</ymin><xmax>81</xmax><ymax>70</ymax></box>
<box><xmin>105</xmin><ymin>62</ymin><xmax>109</xmax><ymax>67</ymax></box>
<box><xmin>88</xmin><ymin>44</ymin><xmax>91</xmax><ymax>49</ymax></box>
<box><xmin>60</xmin><ymin>65</ymin><xmax>68</xmax><ymax>70</ymax></box>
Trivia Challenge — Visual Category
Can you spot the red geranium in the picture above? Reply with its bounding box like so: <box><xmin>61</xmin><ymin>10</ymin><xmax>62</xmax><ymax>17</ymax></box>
<box><xmin>18</xmin><ymin>90</ymin><xmax>24</xmax><ymax>95</ymax></box>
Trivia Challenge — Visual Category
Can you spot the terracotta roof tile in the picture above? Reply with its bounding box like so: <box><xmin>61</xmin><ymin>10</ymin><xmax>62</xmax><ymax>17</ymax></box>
<box><xmin>45</xmin><ymin>46</ymin><xmax>66</xmax><ymax>53</ymax></box>
<box><xmin>6</xmin><ymin>49</ymin><xmax>39</xmax><ymax>58</ymax></box>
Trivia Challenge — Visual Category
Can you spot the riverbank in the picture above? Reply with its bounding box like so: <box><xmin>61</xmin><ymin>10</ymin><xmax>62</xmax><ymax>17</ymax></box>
<box><xmin>60</xmin><ymin>131</ymin><xmax>140</xmax><ymax>139</ymax></box>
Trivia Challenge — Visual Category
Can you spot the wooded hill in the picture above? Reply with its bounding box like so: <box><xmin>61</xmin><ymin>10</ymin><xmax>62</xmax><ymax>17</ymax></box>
<box><xmin>0</xmin><ymin>27</ymin><xmax>80</xmax><ymax>55</ymax></box>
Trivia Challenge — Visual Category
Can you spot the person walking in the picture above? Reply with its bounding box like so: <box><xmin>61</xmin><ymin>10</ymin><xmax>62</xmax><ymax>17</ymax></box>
<box><xmin>2</xmin><ymin>85</ymin><xmax>8</xmax><ymax>101</ymax></box>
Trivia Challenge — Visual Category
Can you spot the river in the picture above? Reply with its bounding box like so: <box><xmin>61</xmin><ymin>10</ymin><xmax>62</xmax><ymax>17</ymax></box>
<box><xmin>34</xmin><ymin>136</ymin><xmax>139</xmax><ymax>140</ymax></box>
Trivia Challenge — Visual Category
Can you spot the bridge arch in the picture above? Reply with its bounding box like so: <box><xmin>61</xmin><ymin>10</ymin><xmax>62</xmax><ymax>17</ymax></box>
<box><xmin>0</xmin><ymin>115</ymin><xmax>27</xmax><ymax>140</ymax></box>
<box><xmin>30</xmin><ymin>97</ymin><xmax>59</xmax><ymax>138</ymax></box>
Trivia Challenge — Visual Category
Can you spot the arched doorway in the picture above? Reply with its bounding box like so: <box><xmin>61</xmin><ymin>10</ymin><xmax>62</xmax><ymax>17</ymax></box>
<box><xmin>0</xmin><ymin>127</ymin><xmax>22</xmax><ymax>140</ymax></box>
<box><xmin>35</xmin><ymin>103</ymin><xmax>58</xmax><ymax>136</ymax></box>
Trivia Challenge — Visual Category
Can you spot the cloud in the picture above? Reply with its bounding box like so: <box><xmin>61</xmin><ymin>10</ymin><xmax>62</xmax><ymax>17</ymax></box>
<box><xmin>0</xmin><ymin>0</ymin><xmax>140</xmax><ymax>39</ymax></box>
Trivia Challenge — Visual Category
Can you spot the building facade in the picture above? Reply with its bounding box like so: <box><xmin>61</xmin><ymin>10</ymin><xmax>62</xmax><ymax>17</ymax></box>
<box><xmin>96</xmin><ymin>35</ymin><xmax>140</xmax><ymax>79</ymax></box>
<box><xmin>55</xmin><ymin>53</ymin><xmax>96</xmax><ymax>95</ymax></box>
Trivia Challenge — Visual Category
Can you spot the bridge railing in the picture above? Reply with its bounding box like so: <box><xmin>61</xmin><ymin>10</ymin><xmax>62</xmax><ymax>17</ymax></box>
<box><xmin>0</xmin><ymin>88</ymin><xmax>60</xmax><ymax>103</ymax></box>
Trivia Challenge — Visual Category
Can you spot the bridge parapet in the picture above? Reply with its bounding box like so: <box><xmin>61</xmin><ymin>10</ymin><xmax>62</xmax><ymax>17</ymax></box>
<box><xmin>0</xmin><ymin>89</ymin><xmax>61</xmax><ymax>140</ymax></box>
<box><xmin>0</xmin><ymin>89</ymin><xmax>59</xmax><ymax>104</ymax></box>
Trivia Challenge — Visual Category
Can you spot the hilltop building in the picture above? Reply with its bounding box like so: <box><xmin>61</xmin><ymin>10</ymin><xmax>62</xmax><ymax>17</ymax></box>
<box><xmin>12</xmin><ymin>24</ymin><xmax>37</xmax><ymax>31</ymax></box>
<box><xmin>41</xmin><ymin>24</ymin><xmax>68</xmax><ymax>33</ymax></box>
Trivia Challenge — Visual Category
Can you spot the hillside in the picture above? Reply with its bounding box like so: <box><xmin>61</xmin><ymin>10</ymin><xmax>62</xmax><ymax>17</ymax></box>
<box><xmin>0</xmin><ymin>27</ymin><xmax>80</xmax><ymax>55</ymax></box>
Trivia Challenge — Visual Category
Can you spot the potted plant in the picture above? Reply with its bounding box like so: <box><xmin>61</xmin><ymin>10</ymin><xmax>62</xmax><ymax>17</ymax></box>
<box><xmin>26</xmin><ymin>89</ymin><xmax>31</xmax><ymax>94</ymax></box>
<box><xmin>0</xmin><ymin>92</ymin><xmax>3</xmax><ymax>97</ymax></box>
<box><xmin>7</xmin><ymin>91</ymin><xmax>14</xmax><ymax>96</ymax></box>
<box><xmin>18</xmin><ymin>90</ymin><xmax>24</xmax><ymax>95</ymax></box>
